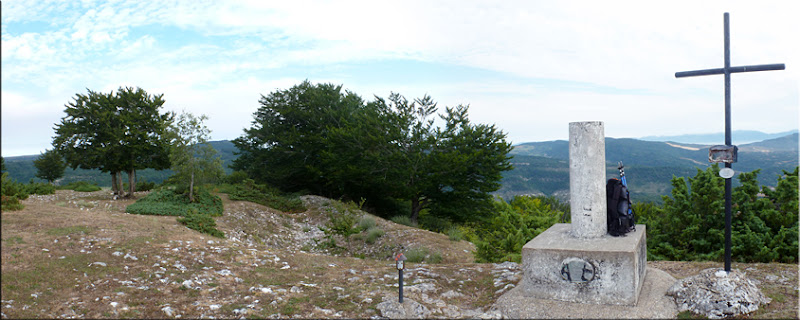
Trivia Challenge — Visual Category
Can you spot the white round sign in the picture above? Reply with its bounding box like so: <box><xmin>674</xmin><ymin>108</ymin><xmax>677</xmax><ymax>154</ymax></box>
<box><xmin>719</xmin><ymin>168</ymin><xmax>735</xmax><ymax>179</ymax></box>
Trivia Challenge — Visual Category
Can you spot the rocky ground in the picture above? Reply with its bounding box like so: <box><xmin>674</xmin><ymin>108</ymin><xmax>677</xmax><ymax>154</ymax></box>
<box><xmin>1</xmin><ymin>190</ymin><xmax>797</xmax><ymax>319</ymax></box>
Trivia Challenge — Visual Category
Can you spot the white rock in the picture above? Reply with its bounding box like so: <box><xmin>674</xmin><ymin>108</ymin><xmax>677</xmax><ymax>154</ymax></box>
<box><xmin>112</xmin><ymin>252</ymin><xmax>123</xmax><ymax>257</ymax></box>
<box><xmin>209</xmin><ymin>304</ymin><xmax>221</xmax><ymax>310</ymax></box>
<box><xmin>280</xmin><ymin>265</ymin><xmax>291</xmax><ymax>270</ymax></box>
<box><xmin>162</xmin><ymin>306</ymin><xmax>175</xmax><ymax>317</ymax></box>
<box><xmin>124</xmin><ymin>253</ymin><xmax>138</xmax><ymax>261</ymax></box>
<box><xmin>91</xmin><ymin>262</ymin><xmax>107</xmax><ymax>267</ymax></box>
<box><xmin>667</xmin><ymin>268</ymin><xmax>770</xmax><ymax>319</ymax></box>
<box><xmin>182</xmin><ymin>280</ymin><xmax>193</xmax><ymax>288</ymax></box>
<box><xmin>110</xmin><ymin>302</ymin><xmax>118</xmax><ymax>308</ymax></box>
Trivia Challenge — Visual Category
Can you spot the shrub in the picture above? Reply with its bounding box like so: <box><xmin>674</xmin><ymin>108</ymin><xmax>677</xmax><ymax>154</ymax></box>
<box><xmin>391</xmin><ymin>215</ymin><xmax>417</xmax><ymax>228</ymax></box>
<box><xmin>419</xmin><ymin>213</ymin><xmax>452</xmax><ymax>233</ymax></box>
<box><xmin>404</xmin><ymin>246</ymin><xmax>443</xmax><ymax>264</ymax></box>
<box><xmin>124</xmin><ymin>179</ymin><xmax>156</xmax><ymax>192</ymax></box>
<box><xmin>24</xmin><ymin>181</ymin><xmax>55</xmax><ymax>195</ymax></box>
<box><xmin>447</xmin><ymin>226</ymin><xmax>464</xmax><ymax>242</ymax></box>
<box><xmin>225</xmin><ymin>171</ymin><xmax>249</xmax><ymax>185</ymax></box>
<box><xmin>227</xmin><ymin>179</ymin><xmax>306</xmax><ymax>213</ymax></box>
<box><xmin>357</xmin><ymin>216</ymin><xmax>377</xmax><ymax>231</ymax></box>
<box><xmin>126</xmin><ymin>189</ymin><xmax>223</xmax><ymax>216</ymax></box>
<box><xmin>177</xmin><ymin>209</ymin><xmax>225</xmax><ymax>238</ymax></box>
<box><xmin>364</xmin><ymin>227</ymin><xmax>385</xmax><ymax>244</ymax></box>
<box><xmin>324</xmin><ymin>201</ymin><xmax>360</xmax><ymax>239</ymax></box>
<box><xmin>59</xmin><ymin>181</ymin><xmax>101</xmax><ymax>192</ymax></box>
<box><xmin>1</xmin><ymin>173</ymin><xmax>28</xmax><ymax>210</ymax></box>
<box><xmin>1</xmin><ymin>195</ymin><xmax>24</xmax><ymax>211</ymax></box>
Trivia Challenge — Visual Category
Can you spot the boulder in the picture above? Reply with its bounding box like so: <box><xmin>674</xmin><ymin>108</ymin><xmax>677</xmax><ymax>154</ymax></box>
<box><xmin>667</xmin><ymin>268</ymin><xmax>770</xmax><ymax>318</ymax></box>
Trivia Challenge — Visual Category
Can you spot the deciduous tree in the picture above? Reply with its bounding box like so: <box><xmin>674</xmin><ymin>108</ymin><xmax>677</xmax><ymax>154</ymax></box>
<box><xmin>33</xmin><ymin>149</ymin><xmax>66</xmax><ymax>184</ymax></box>
<box><xmin>167</xmin><ymin>111</ymin><xmax>224</xmax><ymax>202</ymax></box>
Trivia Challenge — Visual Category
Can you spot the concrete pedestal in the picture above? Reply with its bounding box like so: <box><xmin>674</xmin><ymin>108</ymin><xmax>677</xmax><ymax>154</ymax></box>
<box><xmin>521</xmin><ymin>224</ymin><xmax>647</xmax><ymax>306</ymax></box>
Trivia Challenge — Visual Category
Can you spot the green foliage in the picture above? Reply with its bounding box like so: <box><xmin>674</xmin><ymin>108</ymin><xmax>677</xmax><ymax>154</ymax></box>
<box><xmin>23</xmin><ymin>180</ymin><xmax>55</xmax><ymax>195</ymax></box>
<box><xmin>646</xmin><ymin>165</ymin><xmax>798</xmax><ymax>263</ymax></box>
<box><xmin>322</xmin><ymin>200</ymin><xmax>361</xmax><ymax>239</ymax></box>
<box><xmin>2</xmin><ymin>172</ymin><xmax>29</xmax><ymax>211</ymax></box>
<box><xmin>226</xmin><ymin>179</ymin><xmax>306</xmax><ymax>213</ymax></box>
<box><xmin>447</xmin><ymin>226</ymin><xmax>464</xmax><ymax>242</ymax></box>
<box><xmin>232</xmin><ymin>81</ymin><xmax>513</xmax><ymax>224</ymax></box>
<box><xmin>126</xmin><ymin>189</ymin><xmax>223</xmax><ymax>217</ymax></box>
<box><xmin>357</xmin><ymin>216</ymin><xmax>377</xmax><ymax>232</ymax></box>
<box><xmin>225</xmin><ymin>171</ymin><xmax>249</xmax><ymax>185</ymax></box>
<box><xmin>391</xmin><ymin>215</ymin><xmax>417</xmax><ymax>228</ymax></box>
<box><xmin>52</xmin><ymin>87</ymin><xmax>174</xmax><ymax>196</ymax></box>
<box><xmin>472</xmin><ymin>195</ymin><xmax>565</xmax><ymax>263</ymax></box>
<box><xmin>404</xmin><ymin>246</ymin><xmax>443</xmax><ymax>264</ymax></box>
<box><xmin>58</xmin><ymin>181</ymin><xmax>102</xmax><ymax>192</ymax></box>
<box><xmin>125</xmin><ymin>179</ymin><xmax>156</xmax><ymax>192</ymax></box>
<box><xmin>177</xmin><ymin>209</ymin><xmax>225</xmax><ymax>238</ymax></box>
<box><xmin>364</xmin><ymin>227</ymin><xmax>385</xmax><ymax>244</ymax></box>
<box><xmin>33</xmin><ymin>149</ymin><xmax>66</xmax><ymax>184</ymax></box>
<box><xmin>167</xmin><ymin>112</ymin><xmax>224</xmax><ymax>201</ymax></box>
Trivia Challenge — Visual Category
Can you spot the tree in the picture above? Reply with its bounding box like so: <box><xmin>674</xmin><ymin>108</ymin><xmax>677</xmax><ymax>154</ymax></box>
<box><xmin>168</xmin><ymin>111</ymin><xmax>224</xmax><ymax>202</ymax></box>
<box><xmin>53</xmin><ymin>87</ymin><xmax>173</xmax><ymax>198</ymax></box>
<box><xmin>33</xmin><ymin>149</ymin><xmax>66</xmax><ymax>184</ymax></box>
<box><xmin>234</xmin><ymin>81</ymin><xmax>513</xmax><ymax>223</ymax></box>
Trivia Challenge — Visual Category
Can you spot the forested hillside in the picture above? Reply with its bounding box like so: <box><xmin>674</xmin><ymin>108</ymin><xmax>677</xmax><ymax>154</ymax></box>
<box><xmin>497</xmin><ymin>134</ymin><xmax>799</xmax><ymax>202</ymax></box>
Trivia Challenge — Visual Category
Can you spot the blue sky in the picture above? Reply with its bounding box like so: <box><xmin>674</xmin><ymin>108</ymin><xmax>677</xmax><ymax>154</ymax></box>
<box><xmin>2</xmin><ymin>0</ymin><xmax>798</xmax><ymax>157</ymax></box>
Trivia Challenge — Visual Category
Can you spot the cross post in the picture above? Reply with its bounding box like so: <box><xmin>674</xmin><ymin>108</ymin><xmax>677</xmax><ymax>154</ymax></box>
<box><xmin>675</xmin><ymin>12</ymin><xmax>785</xmax><ymax>272</ymax></box>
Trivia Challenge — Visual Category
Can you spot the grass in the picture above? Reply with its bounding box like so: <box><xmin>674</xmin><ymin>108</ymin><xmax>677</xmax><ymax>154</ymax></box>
<box><xmin>45</xmin><ymin>225</ymin><xmax>92</xmax><ymax>236</ymax></box>
<box><xmin>404</xmin><ymin>246</ymin><xmax>443</xmax><ymax>264</ymax></box>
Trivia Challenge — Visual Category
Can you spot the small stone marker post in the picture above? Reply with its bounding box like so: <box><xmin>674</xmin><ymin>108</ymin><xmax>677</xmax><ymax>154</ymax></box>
<box><xmin>520</xmin><ymin>121</ymin><xmax>647</xmax><ymax>306</ymax></box>
<box><xmin>569</xmin><ymin>121</ymin><xmax>607</xmax><ymax>238</ymax></box>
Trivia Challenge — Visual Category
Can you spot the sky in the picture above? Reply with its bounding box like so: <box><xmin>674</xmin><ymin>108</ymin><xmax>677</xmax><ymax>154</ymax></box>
<box><xmin>2</xmin><ymin>1</ymin><xmax>798</xmax><ymax>157</ymax></box>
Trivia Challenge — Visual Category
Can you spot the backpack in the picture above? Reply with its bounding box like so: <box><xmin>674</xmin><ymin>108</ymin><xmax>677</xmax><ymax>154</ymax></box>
<box><xmin>606</xmin><ymin>178</ymin><xmax>635</xmax><ymax>236</ymax></box>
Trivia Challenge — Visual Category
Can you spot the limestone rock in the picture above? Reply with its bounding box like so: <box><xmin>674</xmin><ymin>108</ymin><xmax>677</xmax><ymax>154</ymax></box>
<box><xmin>667</xmin><ymin>268</ymin><xmax>770</xmax><ymax>319</ymax></box>
<box><xmin>377</xmin><ymin>297</ymin><xmax>431</xmax><ymax>319</ymax></box>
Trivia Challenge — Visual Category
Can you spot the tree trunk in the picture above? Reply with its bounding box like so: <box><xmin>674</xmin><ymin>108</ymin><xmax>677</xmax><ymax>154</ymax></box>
<box><xmin>410</xmin><ymin>197</ymin><xmax>422</xmax><ymax>225</ymax></box>
<box><xmin>116</xmin><ymin>171</ymin><xmax>124</xmax><ymax>197</ymax></box>
<box><xmin>111</xmin><ymin>172</ymin><xmax>118</xmax><ymax>196</ymax></box>
<box><xmin>127</xmin><ymin>169</ymin><xmax>136</xmax><ymax>198</ymax></box>
<box><xmin>189</xmin><ymin>171</ymin><xmax>195</xmax><ymax>202</ymax></box>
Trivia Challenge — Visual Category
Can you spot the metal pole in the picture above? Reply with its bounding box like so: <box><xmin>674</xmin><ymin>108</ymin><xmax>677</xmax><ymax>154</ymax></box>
<box><xmin>398</xmin><ymin>269</ymin><xmax>404</xmax><ymax>303</ymax></box>
<box><xmin>723</xmin><ymin>12</ymin><xmax>733</xmax><ymax>273</ymax></box>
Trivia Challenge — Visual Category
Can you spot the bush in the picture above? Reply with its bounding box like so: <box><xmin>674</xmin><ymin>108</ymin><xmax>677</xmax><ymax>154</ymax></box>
<box><xmin>124</xmin><ymin>179</ymin><xmax>156</xmax><ymax>192</ymax></box>
<box><xmin>225</xmin><ymin>171</ymin><xmax>249</xmax><ymax>185</ymax></box>
<box><xmin>177</xmin><ymin>209</ymin><xmax>225</xmax><ymax>238</ymax></box>
<box><xmin>391</xmin><ymin>215</ymin><xmax>417</xmax><ymax>228</ymax></box>
<box><xmin>364</xmin><ymin>227</ymin><xmax>384</xmax><ymax>244</ymax></box>
<box><xmin>357</xmin><ymin>216</ymin><xmax>377</xmax><ymax>231</ymax></box>
<box><xmin>404</xmin><ymin>246</ymin><xmax>443</xmax><ymax>264</ymax></box>
<box><xmin>1</xmin><ymin>173</ymin><xmax>28</xmax><ymax>210</ymax></box>
<box><xmin>24</xmin><ymin>181</ymin><xmax>55</xmax><ymax>195</ymax></box>
<box><xmin>323</xmin><ymin>201</ymin><xmax>361</xmax><ymax>238</ymax></box>
<box><xmin>59</xmin><ymin>181</ymin><xmax>101</xmax><ymax>192</ymax></box>
<box><xmin>472</xmin><ymin>195</ymin><xmax>563</xmax><ymax>263</ymax></box>
<box><xmin>126</xmin><ymin>188</ymin><xmax>223</xmax><ymax>216</ymax></box>
<box><xmin>1</xmin><ymin>195</ymin><xmax>24</xmax><ymax>211</ymax></box>
<box><xmin>226</xmin><ymin>179</ymin><xmax>306</xmax><ymax>213</ymax></box>
<box><xmin>447</xmin><ymin>226</ymin><xmax>464</xmax><ymax>242</ymax></box>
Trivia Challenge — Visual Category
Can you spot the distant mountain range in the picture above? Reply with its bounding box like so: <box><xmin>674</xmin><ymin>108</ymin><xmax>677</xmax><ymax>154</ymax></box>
<box><xmin>499</xmin><ymin>132</ymin><xmax>799</xmax><ymax>203</ymax></box>
<box><xmin>640</xmin><ymin>130</ymin><xmax>798</xmax><ymax>145</ymax></box>
<box><xmin>4</xmin><ymin>132</ymin><xmax>798</xmax><ymax>204</ymax></box>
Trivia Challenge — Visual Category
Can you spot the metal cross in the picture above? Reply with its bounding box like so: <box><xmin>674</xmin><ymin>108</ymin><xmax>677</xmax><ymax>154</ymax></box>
<box><xmin>675</xmin><ymin>12</ymin><xmax>785</xmax><ymax>272</ymax></box>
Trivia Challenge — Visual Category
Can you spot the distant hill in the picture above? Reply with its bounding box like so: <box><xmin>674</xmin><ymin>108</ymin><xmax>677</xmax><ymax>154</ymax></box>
<box><xmin>640</xmin><ymin>130</ymin><xmax>798</xmax><ymax>145</ymax></box>
<box><xmin>499</xmin><ymin>133</ymin><xmax>799</xmax><ymax>203</ymax></box>
<box><xmin>3</xmin><ymin>140</ymin><xmax>240</xmax><ymax>187</ymax></box>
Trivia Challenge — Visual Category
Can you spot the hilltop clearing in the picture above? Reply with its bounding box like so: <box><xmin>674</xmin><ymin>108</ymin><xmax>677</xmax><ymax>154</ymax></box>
<box><xmin>1</xmin><ymin>190</ymin><xmax>797</xmax><ymax>319</ymax></box>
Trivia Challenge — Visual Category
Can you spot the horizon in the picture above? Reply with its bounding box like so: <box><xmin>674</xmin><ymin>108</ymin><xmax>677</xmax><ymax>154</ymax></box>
<box><xmin>3</xmin><ymin>1</ymin><xmax>798</xmax><ymax>157</ymax></box>
<box><xmin>3</xmin><ymin>129</ymin><xmax>796</xmax><ymax>159</ymax></box>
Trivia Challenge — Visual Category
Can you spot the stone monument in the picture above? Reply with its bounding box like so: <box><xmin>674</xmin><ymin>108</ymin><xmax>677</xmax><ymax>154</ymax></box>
<box><xmin>519</xmin><ymin>121</ymin><xmax>647</xmax><ymax>306</ymax></box>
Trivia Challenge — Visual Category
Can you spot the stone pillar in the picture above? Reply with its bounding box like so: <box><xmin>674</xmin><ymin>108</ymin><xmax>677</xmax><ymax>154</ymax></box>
<box><xmin>569</xmin><ymin>121</ymin><xmax>607</xmax><ymax>238</ymax></box>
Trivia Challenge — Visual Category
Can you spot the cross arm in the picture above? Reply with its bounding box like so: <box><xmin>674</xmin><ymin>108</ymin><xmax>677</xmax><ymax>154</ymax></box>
<box><xmin>675</xmin><ymin>63</ymin><xmax>785</xmax><ymax>78</ymax></box>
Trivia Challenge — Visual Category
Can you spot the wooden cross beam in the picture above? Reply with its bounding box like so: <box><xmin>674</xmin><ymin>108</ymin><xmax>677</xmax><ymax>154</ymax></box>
<box><xmin>675</xmin><ymin>12</ymin><xmax>785</xmax><ymax>272</ymax></box>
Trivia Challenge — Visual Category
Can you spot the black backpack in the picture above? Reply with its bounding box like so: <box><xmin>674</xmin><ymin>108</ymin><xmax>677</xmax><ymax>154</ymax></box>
<box><xmin>606</xmin><ymin>178</ymin><xmax>635</xmax><ymax>236</ymax></box>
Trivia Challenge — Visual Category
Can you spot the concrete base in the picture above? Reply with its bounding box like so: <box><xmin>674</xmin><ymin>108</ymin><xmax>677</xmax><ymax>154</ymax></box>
<box><xmin>521</xmin><ymin>223</ymin><xmax>647</xmax><ymax>306</ymax></box>
<box><xmin>495</xmin><ymin>267</ymin><xmax>678</xmax><ymax>319</ymax></box>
